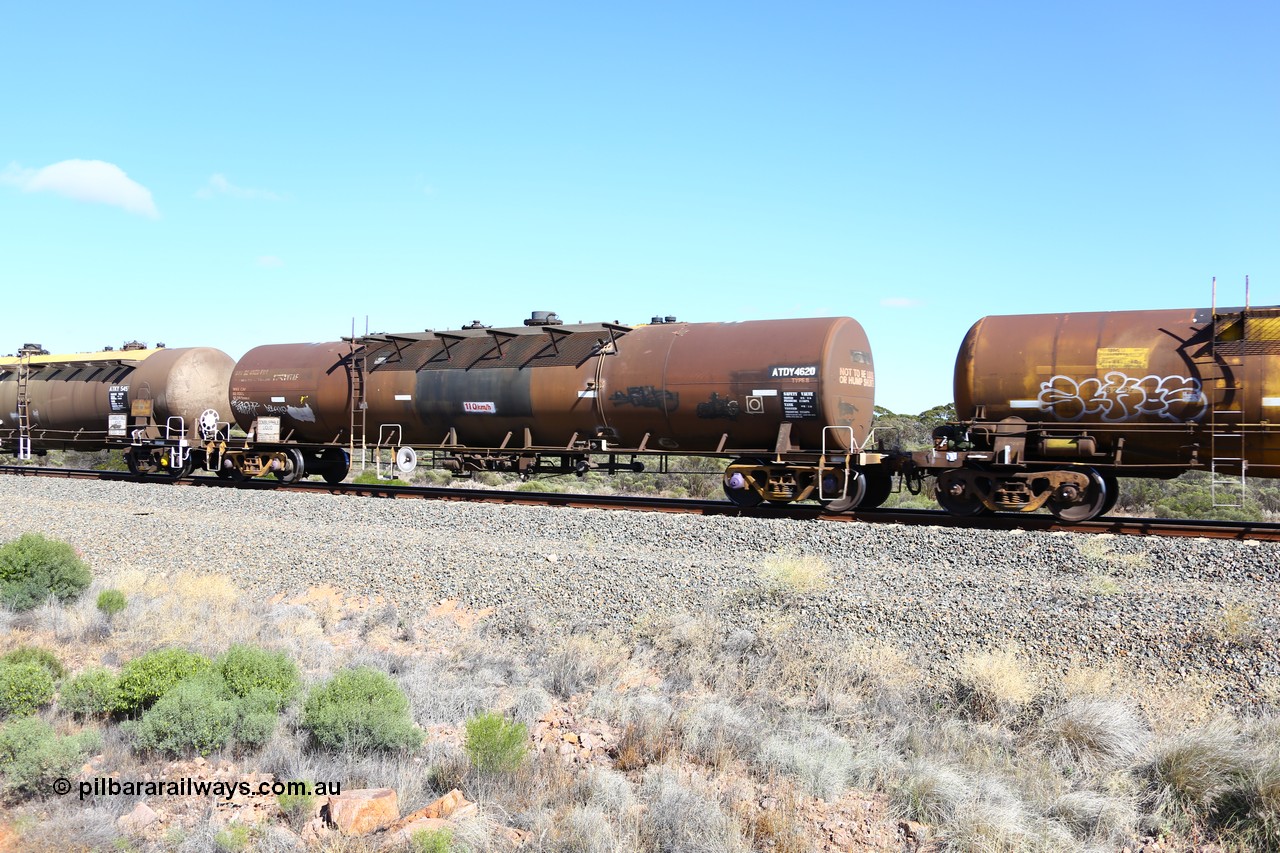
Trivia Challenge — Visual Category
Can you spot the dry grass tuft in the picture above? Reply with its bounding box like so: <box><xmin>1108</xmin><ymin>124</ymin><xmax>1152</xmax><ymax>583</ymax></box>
<box><xmin>1048</xmin><ymin>789</ymin><xmax>1138</xmax><ymax>843</ymax></box>
<box><xmin>613</xmin><ymin>695</ymin><xmax>680</xmax><ymax>772</ymax></box>
<box><xmin>639</xmin><ymin>768</ymin><xmax>748</xmax><ymax>853</ymax></box>
<box><xmin>757</xmin><ymin>549</ymin><xmax>832</xmax><ymax>597</ymax></box>
<box><xmin>1143</xmin><ymin>723</ymin><xmax>1247</xmax><ymax>813</ymax></box>
<box><xmin>945</xmin><ymin>795</ymin><xmax>1066</xmax><ymax>853</ymax></box>
<box><xmin>1059</xmin><ymin>660</ymin><xmax>1127</xmax><ymax>699</ymax></box>
<box><xmin>1075</xmin><ymin>536</ymin><xmax>1149</xmax><ymax>572</ymax></box>
<box><xmin>9</xmin><ymin>801</ymin><xmax>122</xmax><ymax>853</ymax></box>
<box><xmin>1087</xmin><ymin>572</ymin><xmax>1123</xmax><ymax>595</ymax></box>
<box><xmin>1040</xmin><ymin>697</ymin><xmax>1151</xmax><ymax>770</ymax></box>
<box><xmin>735</xmin><ymin>782</ymin><xmax>808</xmax><ymax>853</ymax></box>
<box><xmin>544</xmin><ymin>634</ymin><xmax>627</xmax><ymax>699</ymax></box>
<box><xmin>108</xmin><ymin>570</ymin><xmax>254</xmax><ymax>655</ymax></box>
<box><xmin>682</xmin><ymin>699</ymin><xmax>760</xmax><ymax>768</ymax></box>
<box><xmin>1213</xmin><ymin>601</ymin><xmax>1261</xmax><ymax>647</ymax></box>
<box><xmin>952</xmin><ymin>646</ymin><xmax>1037</xmax><ymax>721</ymax></box>
<box><xmin>757</xmin><ymin>720</ymin><xmax>854</xmax><ymax>800</ymax></box>
<box><xmin>537</xmin><ymin>804</ymin><xmax>624</xmax><ymax>853</ymax></box>
<box><xmin>890</xmin><ymin>760</ymin><xmax>968</xmax><ymax>826</ymax></box>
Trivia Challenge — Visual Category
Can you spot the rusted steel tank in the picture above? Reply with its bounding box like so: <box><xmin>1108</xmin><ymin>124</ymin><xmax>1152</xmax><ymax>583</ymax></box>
<box><xmin>955</xmin><ymin>306</ymin><xmax>1280</xmax><ymax>475</ymax></box>
<box><xmin>0</xmin><ymin>345</ymin><xmax>234</xmax><ymax>451</ymax></box>
<box><xmin>230</xmin><ymin>316</ymin><xmax>876</xmax><ymax>454</ymax></box>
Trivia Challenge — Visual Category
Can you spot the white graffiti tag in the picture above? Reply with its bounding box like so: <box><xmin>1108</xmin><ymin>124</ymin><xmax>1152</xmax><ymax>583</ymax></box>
<box><xmin>1036</xmin><ymin>372</ymin><xmax>1206</xmax><ymax>422</ymax></box>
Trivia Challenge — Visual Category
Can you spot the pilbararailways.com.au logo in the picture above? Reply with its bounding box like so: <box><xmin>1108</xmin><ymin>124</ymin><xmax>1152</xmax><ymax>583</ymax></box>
<box><xmin>58</xmin><ymin>777</ymin><xmax>341</xmax><ymax>801</ymax></box>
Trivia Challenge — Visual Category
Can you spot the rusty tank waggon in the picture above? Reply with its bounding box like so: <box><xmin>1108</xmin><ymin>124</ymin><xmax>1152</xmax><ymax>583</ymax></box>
<box><xmin>0</xmin><ymin>342</ymin><xmax>234</xmax><ymax>474</ymax></box>
<box><xmin>216</xmin><ymin>313</ymin><xmax>889</xmax><ymax>509</ymax></box>
<box><xmin>914</xmin><ymin>305</ymin><xmax>1280</xmax><ymax>521</ymax></box>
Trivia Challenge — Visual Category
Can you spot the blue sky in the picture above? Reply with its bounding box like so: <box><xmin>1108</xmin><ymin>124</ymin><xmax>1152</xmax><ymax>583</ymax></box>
<box><xmin>2</xmin><ymin>1</ymin><xmax>1275</xmax><ymax>414</ymax></box>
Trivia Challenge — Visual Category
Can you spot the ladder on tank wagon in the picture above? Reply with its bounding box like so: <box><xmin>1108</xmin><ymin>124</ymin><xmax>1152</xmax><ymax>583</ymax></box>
<box><xmin>347</xmin><ymin>347</ymin><xmax>368</xmax><ymax>470</ymax></box>
<box><xmin>1197</xmin><ymin>277</ymin><xmax>1280</xmax><ymax>507</ymax></box>
<box><xmin>1201</xmin><ymin>307</ymin><xmax>1245</xmax><ymax>508</ymax></box>
<box><xmin>14</xmin><ymin>346</ymin><xmax>35</xmax><ymax>460</ymax></box>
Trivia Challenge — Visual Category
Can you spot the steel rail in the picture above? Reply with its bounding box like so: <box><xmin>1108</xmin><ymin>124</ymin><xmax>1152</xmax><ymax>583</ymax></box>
<box><xmin>3</xmin><ymin>465</ymin><xmax>1279</xmax><ymax>542</ymax></box>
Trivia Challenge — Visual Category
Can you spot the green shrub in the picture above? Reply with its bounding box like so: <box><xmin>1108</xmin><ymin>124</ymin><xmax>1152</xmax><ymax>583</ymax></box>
<box><xmin>113</xmin><ymin>648</ymin><xmax>212</xmax><ymax>715</ymax></box>
<box><xmin>277</xmin><ymin>783</ymin><xmax>316</xmax><ymax>827</ymax></box>
<box><xmin>217</xmin><ymin>645</ymin><xmax>300</xmax><ymax>711</ymax></box>
<box><xmin>0</xmin><ymin>533</ymin><xmax>92</xmax><ymax>611</ymax></box>
<box><xmin>0</xmin><ymin>716</ymin><xmax>101</xmax><ymax>797</ymax></box>
<box><xmin>214</xmin><ymin>823</ymin><xmax>251</xmax><ymax>851</ymax></box>
<box><xmin>302</xmin><ymin>667</ymin><xmax>422</xmax><ymax>752</ymax></box>
<box><xmin>130</xmin><ymin>671</ymin><xmax>282</xmax><ymax>755</ymax></box>
<box><xmin>1</xmin><ymin>647</ymin><xmax>64</xmax><ymax>679</ymax></box>
<box><xmin>0</xmin><ymin>662</ymin><xmax>56</xmax><ymax>717</ymax></box>
<box><xmin>410</xmin><ymin>827</ymin><xmax>455</xmax><ymax>853</ymax></box>
<box><xmin>131</xmin><ymin>675</ymin><xmax>237</xmax><ymax>756</ymax></box>
<box><xmin>353</xmin><ymin>469</ymin><xmax>408</xmax><ymax>486</ymax></box>
<box><xmin>96</xmin><ymin>588</ymin><xmax>127</xmax><ymax>617</ymax></box>
<box><xmin>233</xmin><ymin>689</ymin><xmax>280</xmax><ymax>749</ymax></box>
<box><xmin>60</xmin><ymin>667</ymin><xmax>119</xmax><ymax>717</ymax></box>
<box><xmin>464</xmin><ymin>711</ymin><xmax>528</xmax><ymax>774</ymax></box>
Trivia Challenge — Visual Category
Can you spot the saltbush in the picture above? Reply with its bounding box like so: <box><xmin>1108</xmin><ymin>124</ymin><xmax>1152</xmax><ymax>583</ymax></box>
<box><xmin>60</xmin><ymin>667</ymin><xmax>119</xmax><ymax>717</ymax></box>
<box><xmin>464</xmin><ymin>711</ymin><xmax>528</xmax><ymax>774</ymax></box>
<box><xmin>113</xmin><ymin>648</ymin><xmax>213</xmax><ymax>715</ymax></box>
<box><xmin>95</xmin><ymin>589</ymin><xmax>127</xmax><ymax>617</ymax></box>
<box><xmin>0</xmin><ymin>716</ymin><xmax>101</xmax><ymax>797</ymax></box>
<box><xmin>130</xmin><ymin>669</ymin><xmax>283</xmax><ymax>755</ymax></box>
<box><xmin>1</xmin><ymin>646</ymin><xmax>64</xmax><ymax>679</ymax></box>
<box><xmin>214</xmin><ymin>823</ymin><xmax>251</xmax><ymax>851</ymax></box>
<box><xmin>0</xmin><ymin>533</ymin><xmax>92</xmax><ymax>611</ymax></box>
<box><xmin>0</xmin><ymin>662</ymin><xmax>56</xmax><ymax>718</ymax></box>
<box><xmin>218</xmin><ymin>645</ymin><xmax>300</xmax><ymax>711</ymax></box>
<box><xmin>302</xmin><ymin>667</ymin><xmax>422</xmax><ymax>752</ymax></box>
<box><xmin>410</xmin><ymin>827</ymin><xmax>455</xmax><ymax>853</ymax></box>
<box><xmin>277</xmin><ymin>783</ymin><xmax>316</xmax><ymax>827</ymax></box>
<box><xmin>131</xmin><ymin>674</ymin><xmax>238</xmax><ymax>756</ymax></box>
<box><xmin>233</xmin><ymin>688</ymin><xmax>282</xmax><ymax>749</ymax></box>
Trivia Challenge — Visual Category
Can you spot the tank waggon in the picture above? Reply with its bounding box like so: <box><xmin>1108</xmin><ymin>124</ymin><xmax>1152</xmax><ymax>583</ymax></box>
<box><xmin>0</xmin><ymin>343</ymin><xmax>233</xmax><ymax>474</ymax></box>
<box><xmin>916</xmin><ymin>305</ymin><xmax>1280</xmax><ymax>521</ymax></box>
<box><xmin>221</xmin><ymin>313</ymin><xmax>889</xmax><ymax>508</ymax></box>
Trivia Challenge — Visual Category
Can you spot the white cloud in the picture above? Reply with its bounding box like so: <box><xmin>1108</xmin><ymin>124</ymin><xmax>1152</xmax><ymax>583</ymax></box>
<box><xmin>257</xmin><ymin>255</ymin><xmax>284</xmax><ymax>268</ymax></box>
<box><xmin>1</xmin><ymin>159</ymin><xmax>158</xmax><ymax>218</ymax></box>
<box><xmin>880</xmin><ymin>297</ymin><xmax>923</xmax><ymax>308</ymax></box>
<box><xmin>197</xmin><ymin>174</ymin><xmax>283</xmax><ymax>201</ymax></box>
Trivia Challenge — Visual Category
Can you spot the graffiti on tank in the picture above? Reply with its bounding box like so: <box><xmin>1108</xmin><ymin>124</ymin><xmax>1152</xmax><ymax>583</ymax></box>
<box><xmin>611</xmin><ymin>386</ymin><xmax>678</xmax><ymax>410</ymax></box>
<box><xmin>1036</xmin><ymin>373</ymin><xmax>1206</xmax><ymax>422</ymax></box>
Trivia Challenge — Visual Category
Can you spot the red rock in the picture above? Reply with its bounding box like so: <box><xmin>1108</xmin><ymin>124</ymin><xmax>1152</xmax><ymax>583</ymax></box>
<box><xmin>379</xmin><ymin>817</ymin><xmax>454</xmax><ymax>849</ymax></box>
<box><xmin>327</xmin><ymin>787</ymin><xmax>400</xmax><ymax>835</ymax></box>
<box><xmin>387</xmin><ymin>789</ymin><xmax>475</xmax><ymax>832</ymax></box>
<box><xmin>301</xmin><ymin>816</ymin><xmax>331</xmax><ymax>845</ymax></box>
<box><xmin>117</xmin><ymin>801</ymin><xmax>160</xmax><ymax>835</ymax></box>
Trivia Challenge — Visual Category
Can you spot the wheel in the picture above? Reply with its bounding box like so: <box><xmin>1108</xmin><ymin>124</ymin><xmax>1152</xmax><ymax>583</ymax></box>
<box><xmin>1047</xmin><ymin>468</ymin><xmax>1109</xmax><ymax>522</ymax></box>
<box><xmin>274</xmin><ymin>448</ymin><xmax>306</xmax><ymax>484</ymax></box>
<box><xmin>935</xmin><ymin>470</ymin><xmax>989</xmax><ymax>516</ymax></box>
<box><xmin>857</xmin><ymin>472</ymin><xmax>894</xmax><ymax>509</ymax></box>
<box><xmin>722</xmin><ymin>469</ymin><xmax>763</xmax><ymax>507</ymax></box>
<box><xmin>216</xmin><ymin>465</ymin><xmax>246</xmax><ymax>482</ymax></box>
<box><xmin>162</xmin><ymin>453</ymin><xmax>193</xmax><ymax>480</ymax></box>
<box><xmin>1099</xmin><ymin>473</ymin><xmax>1120</xmax><ymax>517</ymax></box>
<box><xmin>321</xmin><ymin>447</ymin><xmax>350</xmax><ymax>485</ymax></box>
<box><xmin>124</xmin><ymin>448</ymin><xmax>157</xmax><ymax>476</ymax></box>
<box><xmin>819</xmin><ymin>470</ymin><xmax>867</xmax><ymax>513</ymax></box>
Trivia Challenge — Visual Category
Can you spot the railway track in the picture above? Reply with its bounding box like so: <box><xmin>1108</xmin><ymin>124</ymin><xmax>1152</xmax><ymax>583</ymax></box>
<box><xmin>4</xmin><ymin>464</ymin><xmax>1279</xmax><ymax>542</ymax></box>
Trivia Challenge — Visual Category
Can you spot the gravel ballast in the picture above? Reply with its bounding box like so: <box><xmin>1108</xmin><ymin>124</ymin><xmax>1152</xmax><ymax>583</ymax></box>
<box><xmin>2</xmin><ymin>477</ymin><xmax>1277</xmax><ymax>705</ymax></box>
